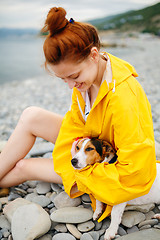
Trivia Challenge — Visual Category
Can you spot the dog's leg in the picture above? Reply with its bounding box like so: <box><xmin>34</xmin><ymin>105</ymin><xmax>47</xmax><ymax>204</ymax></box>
<box><xmin>93</xmin><ymin>200</ymin><xmax>104</xmax><ymax>220</ymax></box>
<box><xmin>104</xmin><ymin>202</ymin><xmax>127</xmax><ymax>240</ymax></box>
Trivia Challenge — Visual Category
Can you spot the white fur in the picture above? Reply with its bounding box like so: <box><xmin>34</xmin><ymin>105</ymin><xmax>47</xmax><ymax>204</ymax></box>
<box><xmin>103</xmin><ymin>163</ymin><xmax>160</xmax><ymax>240</ymax></box>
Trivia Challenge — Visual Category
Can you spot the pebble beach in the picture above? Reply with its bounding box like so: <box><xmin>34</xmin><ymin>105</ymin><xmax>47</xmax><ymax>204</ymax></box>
<box><xmin>0</xmin><ymin>32</ymin><xmax>160</xmax><ymax>240</ymax></box>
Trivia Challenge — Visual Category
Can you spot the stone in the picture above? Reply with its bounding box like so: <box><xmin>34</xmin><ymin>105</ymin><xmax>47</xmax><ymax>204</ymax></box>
<box><xmin>0</xmin><ymin>197</ymin><xmax>9</xmax><ymax>205</ymax></box>
<box><xmin>0</xmin><ymin>201</ymin><xmax>2</xmax><ymax>211</ymax></box>
<box><xmin>11</xmin><ymin>203</ymin><xmax>51</xmax><ymax>240</ymax></box>
<box><xmin>3</xmin><ymin>198</ymin><xmax>31</xmax><ymax>222</ymax></box>
<box><xmin>126</xmin><ymin>226</ymin><xmax>139</xmax><ymax>234</ymax></box>
<box><xmin>53</xmin><ymin>191</ymin><xmax>81</xmax><ymax>208</ymax></box>
<box><xmin>80</xmin><ymin>233</ymin><xmax>93</xmax><ymax>240</ymax></box>
<box><xmin>121</xmin><ymin>211</ymin><xmax>145</xmax><ymax>228</ymax></box>
<box><xmin>138</xmin><ymin>219</ymin><xmax>158</xmax><ymax>228</ymax></box>
<box><xmin>145</xmin><ymin>211</ymin><xmax>155</xmax><ymax>220</ymax></box>
<box><xmin>0</xmin><ymin>188</ymin><xmax>9</xmax><ymax>197</ymax></box>
<box><xmin>77</xmin><ymin>220</ymin><xmax>95</xmax><ymax>232</ymax></box>
<box><xmin>139</xmin><ymin>224</ymin><xmax>151</xmax><ymax>230</ymax></box>
<box><xmin>26</xmin><ymin>180</ymin><xmax>38</xmax><ymax>188</ymax></box>
<box><xmin>94</xmin><ymin>220</ymin><xmax>103</xmax><ymax>231</ymax></box>
<box><xmin>114</xmin><ymin>229</ymin><xmax>160</xmax><ymax>240</ymax></box>
<box><xmin>51</xmin><ymin>183</ymin><xmax>63</xmax><ymax>194</ymax></box>
<box><xmin>118</xmin><ymin>226</ymin><xmax>127</xmax><ymax>236</ymax></box>
<box><xmin>125</xmin><ymin>203</ymin><xmax>155</xmax><ymax>213</ymax></box>
<box><xmin>52</xmin><ymin>233</ymin><xmax>76</xmax><ymax>240</ymax></box>
<box><xmin>51</xmin><ymin>207</ymin><xmax>93</xmax><ymax>224</ymax></box>
<box><xmin>25</xmin><ymin>192</ymin><xmax>38</xmax><ymax>201</ymax></box>
<box><xmin>54</xmin><ymin>224</ymin><xmax>67</xmax><ymax>233</ymax></box>
<box><xmin>66</xmin><ymin>223</ymin><xmax>82</xmax><ymax>239</ymax></box>
<box><xmin>31</xmin><ymin>195</ymin><xmax>51</xmax><ymax>207</ymax></box>
<box><xmin>36</xmin><ymin>182</ymin><xmax>51</xmax><ymax>194</ymax></box>
<box><xmin>0</xmin><ymin>215</ymin><xmax>11</xmax><ymax>230</ymax></box>
<box><xmin>29</xmin><ymin>142</ymin><xmax>54</xmax><ymax>157</ymax></box>
<box><xmin>88</xmin><ymin>231</ymin><xmax>99</xmax><ymax>240</ymax></box>
<box><xmin>36</xmin><ymin>234</ymin><xmax>52</xmax><ymax>240</ymax></box>
<box><xmin>81</xmin><ymin>194</ymin><xmax>91</xmax><ymax>204</ymax></box>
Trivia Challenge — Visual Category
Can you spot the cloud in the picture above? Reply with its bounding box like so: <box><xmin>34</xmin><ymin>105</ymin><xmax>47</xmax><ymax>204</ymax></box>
<box><xmin>0</xmin><ymin>0</ymin><xmax>159</xmax><ymax>29</ymax></box>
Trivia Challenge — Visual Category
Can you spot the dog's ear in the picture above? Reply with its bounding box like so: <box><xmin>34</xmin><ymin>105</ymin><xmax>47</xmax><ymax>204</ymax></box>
<box><xmin>102</xmin><ymin>140</ymin><xmax>116</xmax><ymax>156</ymax></box>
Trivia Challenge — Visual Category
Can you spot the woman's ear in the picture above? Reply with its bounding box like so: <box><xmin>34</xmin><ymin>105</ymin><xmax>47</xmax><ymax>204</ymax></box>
<box><xmin>90</xmin><ymin>47</ymin><xmax>99</xmax><ymax>63</ymax></box>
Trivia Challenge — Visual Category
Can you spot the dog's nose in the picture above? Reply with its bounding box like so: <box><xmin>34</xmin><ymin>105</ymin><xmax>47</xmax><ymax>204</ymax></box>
<box><xmin>71</xmin><ymin>158</ymin><xmax>78</xmax><ymax>167</ymax></box>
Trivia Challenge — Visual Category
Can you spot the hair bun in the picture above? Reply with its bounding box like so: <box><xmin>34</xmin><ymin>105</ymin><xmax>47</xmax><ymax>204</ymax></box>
<box><xmin>43</xmin><ymin>7</ymin><xmax>68</xmax><ymax>36</ymax></box>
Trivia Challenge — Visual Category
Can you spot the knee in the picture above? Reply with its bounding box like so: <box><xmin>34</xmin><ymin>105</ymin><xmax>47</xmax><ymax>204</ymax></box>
<box><xmin>19</xmin><ymin>106</ymin><xmax>42</xmax><ymax>130</ymax></box>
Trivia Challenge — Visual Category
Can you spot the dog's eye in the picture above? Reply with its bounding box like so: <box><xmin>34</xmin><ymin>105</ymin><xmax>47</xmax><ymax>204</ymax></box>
<box><xmin>85</xmin><ymin>147</ymin><xmax>94</xmax><ymax>152</ymax></box>
<box><xmin>76</xmin><ymin>145</ymin><xmax>80</xmax><ymax>150</ymax></box>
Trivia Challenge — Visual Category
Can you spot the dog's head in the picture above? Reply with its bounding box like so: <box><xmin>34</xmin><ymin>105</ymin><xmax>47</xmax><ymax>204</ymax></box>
<box><xmin>71</xmin><ymin>138</ymin><xmax>117</xmax><ymax>170</ymax></box>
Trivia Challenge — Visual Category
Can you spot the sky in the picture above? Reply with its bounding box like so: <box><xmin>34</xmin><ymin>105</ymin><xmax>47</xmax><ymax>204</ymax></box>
<box><xmin>0</xmin><ymin>0</ymin><xmax>159</xmax><ymax>29</ymax></box>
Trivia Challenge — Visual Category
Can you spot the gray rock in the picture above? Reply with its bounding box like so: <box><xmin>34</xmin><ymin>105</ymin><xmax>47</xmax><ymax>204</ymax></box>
<box><xmin>37</xmin><ymin>234</ymin><xmax>52</xmax><ymax>240</ymax></box>
<box><xmin>66</xmin><ymin>223</ymin><xmax>82</xmax><ymax>239</ymax></box>
<box><xmin>0</xmin><ymin>215</ymin><xmax>11</xmax><ymax>230</ymax></box>
<box><xmin>77</xmin><ymin>220</ymin><xmax>95</xmax><ymax>232</ymax></box>
<box><xmin>118</xmin><ymin>226</ymin><xmax>127</xmax><ymax>236</ymax></box>
<box><xmin>81</xmin><ymin>194</ymin><xmax>91</xmax><ymax>204</ymax></box>
<box><xmin>0</xmin><ymin>140</ymin><xmax>7</xmax><ymax>152</ymax></box>
<box><xmin>53</xmin><ymin>191</ymin><xmax>81</xmax><ymax>208</ymax></box>
<box><xmin>125</xmin><ymin>203</ymin><xmax>155</xmax><ymax>213</ymax></box>
<box><xmin>94</xmin><ymin>220</ymin><xmax>103</xmax><ymax>231</ymax></box>
<box><xmin>145</xmin><ymin>211</ymin><xmax>155</xmax><ymax>220</ymax></box>
<box><xmin>80</xmin><ymin>233</ymin><xmax>93</xmax><ymax>240</ymax></box>
<box><xmin>139</xmin><ymin>224</ymin><xmax>151</xmax><ymax>230</ymax></box>
<box><xmin>121</xmin><ymin>211</ymin><xmax>145</xmax><ymax>228</ymax></box>
<box><xmin>155</xmin><ymin>140</ymin><xmax>160</xmax><ymax>158</ymax></box>
<box><xmin>36</xmin><ymin>182</ymin><xmax>51</xmax><ymax>194</ymax></box>
<box><xmin>29</xmin><ymin>142</ymin><xmax>54</xmax><ymax>157</ymax></box>
<box><xmin>0</xmin><ymin>201</ymin><xmax>2</xmax><ymax>211</ymax></box>
<box><xmin>126</xmin><ymin>226</ymin><xmax>139</xmax><ymax>234</ymax></box>
<box><xmin>26</xmin><ymin>180</ymin><xmax>38</xmax><ymax>188</ymax></box>
<box><xmin>0</xmin><ymin>231</ymin><xmax>2</xmax><ymax>239</ymax></box>
<box><xmin>154</xmin><ymin>223</ymin><xmax>160</xmax><ymax>229</ymax></box>
<box><xmin>51</xmin><ymin>183</ymin><xmax>63</xmax><ymax>194</ymax></box>
<box><xmin>88</xmin><ymin>231</ymin><xmax>99</xmax><ymax>240</ymax></box>
<box><xmin>50</xmin><ymin>207</ymin><xmax>93</xmax><ymax>224</ymax></box>
<box><xmin>54</xmin><ymin>224</ymin><xmax>68</xmax><ymax>233</ymax></box>
<box><xmin>114</xmin><ymin>229</ymin><xmax>160</xmax><ymax>240</ymax></box>
<box><xmin>25</xmin><ymin>192</ymin><xmax>38</xmax><ymax>202</ymax></box>
<box><xmin>32</xmin><ymin>195</ymin><xmax>51</xmax><ymax>207</ymax></box>
<box><xmin>138</xmin><ymin>219</ymin><xmax>158</xmax><ymax>228</ymax></box>
<box><xmin>11</xmin><ymin>203</ymin><xmax>51</xmax><ymax>240</ymax></box>
<box><xmin>52</xmin><ymin>233</ymin><xmax>76</xmax><ymax>240</ymax></box>
<box><xmin>3</xmin><ymin>198</ymin><xmax>31</xmax><ymax>222</ymax></box>
<box><xmin>43</xmin><ymin>152</ymin><xmax>53</xmax><ymax>158</ymax></box>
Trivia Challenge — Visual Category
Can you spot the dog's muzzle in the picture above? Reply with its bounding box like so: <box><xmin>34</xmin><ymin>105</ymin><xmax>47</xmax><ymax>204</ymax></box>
<box><xmin>71</xmin><ymin>158</ymin><xmax>78</xmax><ymax>168</ymax></box>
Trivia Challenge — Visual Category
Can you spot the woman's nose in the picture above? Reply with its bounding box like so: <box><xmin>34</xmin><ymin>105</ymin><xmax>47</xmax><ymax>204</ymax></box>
<box><xmin>66</xmin><ymin>79</ymin><xmax>76</xmax><ymax>89</ymax></box>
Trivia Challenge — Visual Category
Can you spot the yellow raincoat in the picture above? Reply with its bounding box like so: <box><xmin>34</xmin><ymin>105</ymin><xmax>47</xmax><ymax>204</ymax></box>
<box><xmin>52</xmin><ymin>53</ymin><xmax>157</xmax><ymax>221</ymax></box>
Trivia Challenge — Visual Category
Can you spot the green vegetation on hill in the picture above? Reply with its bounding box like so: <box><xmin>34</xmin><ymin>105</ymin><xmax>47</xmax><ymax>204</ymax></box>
<box><xmin>88</xmin><ymin>2</ymin><xmax>160</xmax><ymax>35</ymax></box>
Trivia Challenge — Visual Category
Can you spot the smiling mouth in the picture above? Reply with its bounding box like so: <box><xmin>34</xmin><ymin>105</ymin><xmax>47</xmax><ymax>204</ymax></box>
<box><xmin>75</xmin><ymin>83</ymin><xmax>83</xmax><ymax>89</ymax></box>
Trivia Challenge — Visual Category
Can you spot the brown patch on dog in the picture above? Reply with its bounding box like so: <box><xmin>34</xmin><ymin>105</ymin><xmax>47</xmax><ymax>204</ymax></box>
<box><xmin>84</xmin><ymin>141</ymin><xmax>104</xmax><ymax>165</ymax></box>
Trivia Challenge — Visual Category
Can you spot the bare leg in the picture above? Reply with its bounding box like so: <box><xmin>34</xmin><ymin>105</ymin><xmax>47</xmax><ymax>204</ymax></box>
<box><xmin>0</xmin><ymin>106</ymin><xmax>63</xmax><ymax>187</ymax></box>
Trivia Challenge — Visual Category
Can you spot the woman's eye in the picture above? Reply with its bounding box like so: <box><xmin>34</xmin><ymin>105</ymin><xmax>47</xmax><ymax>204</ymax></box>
<box><xmin>76</xmin><ymin>145</ymin><xmax>80</xmax><ymax>150</ymax></box>
<box><xmin>85</xmin><ymin>147</ymin><xmax>94</xmax><ymax>152</ymax></box>
<box><xmin>72</xmin><ymin>75</ymin><xmax>79</xmax><ymax>80</ymax></box>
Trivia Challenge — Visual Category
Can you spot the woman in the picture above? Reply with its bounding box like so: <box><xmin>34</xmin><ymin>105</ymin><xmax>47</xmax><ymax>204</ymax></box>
<box><xmin>0</xmin><ymin>7</ymin><xmax>156</xmax><ymax>219</ymax></box>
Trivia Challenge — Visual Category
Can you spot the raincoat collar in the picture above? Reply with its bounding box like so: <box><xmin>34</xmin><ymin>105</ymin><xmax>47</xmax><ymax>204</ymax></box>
<box><xmin>73</xmin><ymin>52</ymin><xmax>138</xmax><ymax>119</ymax></box>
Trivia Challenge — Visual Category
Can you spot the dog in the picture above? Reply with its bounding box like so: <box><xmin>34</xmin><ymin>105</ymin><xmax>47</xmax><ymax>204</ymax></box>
<box><xmin>71</xmin><ymin>138</ymin><xmax>160</xmax><ymax>240</ymax></box>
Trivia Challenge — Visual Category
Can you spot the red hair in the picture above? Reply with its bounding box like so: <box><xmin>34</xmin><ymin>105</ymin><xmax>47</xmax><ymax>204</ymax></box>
<box><xmin>42</xmin><ymin>7</ymin><xmax>100</xmax><ymax>66</ymax></box>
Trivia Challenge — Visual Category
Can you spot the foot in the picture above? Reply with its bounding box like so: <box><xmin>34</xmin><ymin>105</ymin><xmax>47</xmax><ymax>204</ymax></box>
<box><xmin>104</xmin><ymin>227</ymin><xmax>117</xmax><ymax>240</ymax></box>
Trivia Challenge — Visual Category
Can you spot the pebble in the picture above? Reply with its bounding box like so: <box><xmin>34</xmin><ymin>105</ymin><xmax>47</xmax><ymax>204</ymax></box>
<box><xmin>0</xmin><ymin>188</ymin><xmax>9</xmax><ymax>197</ymax></box>
<box><xmin>121</xmin><ymin>211</ymin><xmax>146</xmax><ymax>228</ymax></box>
<box><xmin>77</xmin><ymin>221</ymin><xmax>95</xmax><ymax>232</ymax></box>
<box><xmin>0</xmin><ymin>215</ymin><xmax>11</xmax><ymax>230</ymax></box>
<box><xmin>80</xmin><ymin>233</ymin><xmax>93</xmax><ymax>240</ymax></box>
<box><xmin>125</xmin><ymin>203</ymin><xmax>155</xmax><ymax>213</ymax></box>
<box><xmin>53</xmin><ymin>191</ymin><xmax>81</xmax><ymax>209</ymax></box>
<box><xmin>88</xmin><ymin>231</ymin><xmax>99</xmax><ymax>240</ymax></box>
<box><xmin>0</xmin><ymin>201</ymin><xmax>2</xmax><ymax>211</ymax></box>
<box><xmin>115</xmin><ymin>229</ymin><xmax>160</xmax><ymax>240</ymax></box>
<box><xmin>52</xmin><ymin>233</ymin><xmax>76</xmax><ymax>240</ymax></box>
<box><xmin>50</xmin><ymin>207</ymin><xmax>93</xmax><ymax>224</ymax></box>
<box><xmin>66</xmin><ymin>223</ymin><xmax>82</xmax><ymax>239</ymax></box>
<box><xmin>36</xmin><ymin>182</ymin><xmax>51</xmax><ymax>194</ymax></box>
<box><xmin>138</xmin><ymin>218</ymin><xmax>158</xmax><ymax>228</ymax></box>
<box><xmin>54</xmin><ymin>224</ymin><xmax>68</xmax><ymax>233</ymax></box>
<box><xmin>51</xmin><ymin>183</ymin><xmax>63</xmax><ymax>194</ymax></box>
<box><xmin>11</xmin><ymin>203</ymin><xmax>51</xmax><ymax>240</ymax></box>
<box><xmin>29</xmin><ymin>194</ymin><xmax>51</xmax><ymax>207</ymax></box>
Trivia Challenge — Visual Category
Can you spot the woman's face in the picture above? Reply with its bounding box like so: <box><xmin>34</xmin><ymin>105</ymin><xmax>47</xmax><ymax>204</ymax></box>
<box><xmin>49</xmin><ymin>48</ymin><xmax>100</xmax><ymax>92</ymax></box>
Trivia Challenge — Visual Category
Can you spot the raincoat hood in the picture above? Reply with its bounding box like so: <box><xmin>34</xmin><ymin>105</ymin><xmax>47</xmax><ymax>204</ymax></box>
<box><xmin>52</xmin><ymin>53</ymin><xmax>156</xmax><ymax>221</ymax></box>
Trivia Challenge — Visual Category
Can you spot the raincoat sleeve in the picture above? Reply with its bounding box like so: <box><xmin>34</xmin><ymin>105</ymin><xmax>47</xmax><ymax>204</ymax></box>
<box><xmin>74</xmin><ymin>76</ymin><xmax>157</xmax><ymax>211</ymax></box>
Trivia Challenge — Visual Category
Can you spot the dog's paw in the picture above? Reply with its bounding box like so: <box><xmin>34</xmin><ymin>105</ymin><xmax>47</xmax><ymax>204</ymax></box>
<box><xmin>153</xmin><ymin>213</ymin><xmax>160</xmax><ymax>220</ymax></box>
<box><xmin>93</xmin><ymin>210</ymin><xmax>102</xmax><ymax>221</ymax></box>
<box><xmin>104</xmin><ymin>228</ymin><xmax>117</xmax><ymax>240</ymax></box>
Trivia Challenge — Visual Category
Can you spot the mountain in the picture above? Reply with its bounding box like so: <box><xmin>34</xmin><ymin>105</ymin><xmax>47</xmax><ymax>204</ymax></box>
<box><xmin>88</xmin><ymin>2</ymin><xmax>160</xmax><ymax>35</ymax></box>
<box><xmin>0</xmin><ymin>28</ymin><xmax>39</xmax><ymax>37</ymax></box>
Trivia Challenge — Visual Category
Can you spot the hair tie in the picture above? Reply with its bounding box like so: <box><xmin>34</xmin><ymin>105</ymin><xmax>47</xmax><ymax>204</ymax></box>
<box><xmin>69</xmin><ymin>18</ymin><xmax>74</xmax><ymax>23</ymax></box>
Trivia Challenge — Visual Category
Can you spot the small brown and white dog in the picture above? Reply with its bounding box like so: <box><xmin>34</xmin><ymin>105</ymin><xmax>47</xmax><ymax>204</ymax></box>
<box><xmin>71</xmin><ymin>138</ymin><xmax>160</xmax><ymax>240</ymax></box>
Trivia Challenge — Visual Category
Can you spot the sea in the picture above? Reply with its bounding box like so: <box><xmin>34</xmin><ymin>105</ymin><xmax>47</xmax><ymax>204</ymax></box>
<box><xmin>0</xmin><ymin>35</ymin><xmax>46</xmax><ymax>85</ymax></box>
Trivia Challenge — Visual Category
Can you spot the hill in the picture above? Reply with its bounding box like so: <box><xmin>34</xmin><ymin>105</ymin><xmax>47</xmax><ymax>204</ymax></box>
<box><xmin>88</xmin><ymin>2</ymin><xmax>160</xmax><ymax>35</ymax></box>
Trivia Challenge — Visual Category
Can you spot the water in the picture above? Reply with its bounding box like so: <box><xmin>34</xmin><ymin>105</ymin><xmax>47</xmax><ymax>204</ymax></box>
<box><xmin>0</xmin><ymin>35</ymin><xmax>46</xmax><ymax>85</ymax></box>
